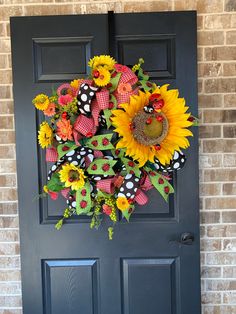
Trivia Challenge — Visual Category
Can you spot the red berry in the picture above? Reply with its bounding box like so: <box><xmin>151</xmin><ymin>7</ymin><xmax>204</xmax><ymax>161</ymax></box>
<box><xmin>91</xmin><ymin>140</ymin><xmax>98</xmax><ymax>147</ymax></box>
<box><xmin>86</xmin><ymin>132</ymin><xmax>93</xmax><ymax>138</ymax></box>
<box><xmin>80</xmin><ymin>200</ymin><xmax>87</xmax><ymax>208</ymax></box>
<box><xmin>102</xmin><ymin>163</ymin><xmax>110</xmax><ymax>172</ymax></box>
<box><xmin>102</xmin><ymin>138</ymin><xmax>109</xmax><ymax>146</ymax></box>
<box><xmin>146</xmin><ymin>117</ymin><xmax>152</xmax><ymax>125</ymax></box>
<box><xmin>107</xmin><ymin>83</ymin><xmax>113</xmax><ymax>88</ymax></box>
<box><xmin>91</xmin><ymin>164</ymin><xmax>97</xmax><ymax>171</ymax></box>
<box><xmin>188</xmin><ymin>116</ymin><xmax>194</xmax><ymax>122</ymax></box>
<box><xmin>81</xmin><ymin>189</ymin><xmax>87</xmax><ymax>196</ymax></box>
<box><xmin>146</xmin><ymin>82</ymin><xmax>152</xmax><ymax>87</ymax></box>
<box><xmin>128</xmin><ymin>199</ymin><xmax>133</xmax><ymax>204</ymax></box>
<box><xmin>149</xmin><ymin>171</ymin><xmax>156</xmax><ymax>177</ymax></box>
<box><xmin>93</xmin><ymin>70</ymin><xmax>100</xmax><ymax>78</ymax></box>
<box><xmin>69</xmin><ymin>178</ymin><xmax>74</xmax><ymax>182</ymax></box>
<box><xmin>130</xmin><ymin>170</ymin><xmax>135</xmax><ymax>175</ymax></box>
<box><xmin>154</xmin><ymin>144</ymin><xmax>161</xmax><ymax>151</ymax></box>
<box><xmin>62</xmin><ymin>145</ymin><xmax>70</xmax><ymax>151</ymax></box>
<box><xmin>62</xmin><ymin>112</ymin><xmax>67</xmax><ymax>119</ymax></box>
<box><xmin>111</xmin><ymin>71</ymin><xmax>117</xmax><ymax>78</ymax></box>
<box><xmin>108</xmin><ymin>102</ymin><xmax>114</xmax><ymax>109</ymax></box>
<box><xmin>164</xmin><ymin>186</ymin><xmax>170</xmax><ymax>194</ymax></box>
<box><xmin>128</xmin><ymin>161</ymin><xmax>135</xmax><ymax>167</ymax></box>
<box><xmin>115</xmin><ymin>149</ymin><xmax>120</xmax><ymax>156</ymax></box>
<box><xmin>158</xmin><ymin>178</ymin><xmax>164</xmax><ymax>184</ymax></box>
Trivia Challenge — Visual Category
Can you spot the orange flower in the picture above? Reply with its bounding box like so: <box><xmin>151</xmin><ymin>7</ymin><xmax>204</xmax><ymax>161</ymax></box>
<box><xmin>56</xmin><ymin>119</ymin><xmax>73</xmax><ymax>141</ymax></box>
<box><xmin>117</xmin><ymin>83</ymin><xmax>132</xmax><ymax>95</ymax></box>
<box><xmin>44</xmin><ymin>103</ymin><xmax>56</xmax><ymax>117</ymax></box>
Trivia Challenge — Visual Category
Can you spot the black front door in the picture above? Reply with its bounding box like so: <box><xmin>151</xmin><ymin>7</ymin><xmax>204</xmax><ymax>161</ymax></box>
<box><xmin>11</xmin><ymin>11</ymin><xmax>200</xmax><ymax>314</ymax></box>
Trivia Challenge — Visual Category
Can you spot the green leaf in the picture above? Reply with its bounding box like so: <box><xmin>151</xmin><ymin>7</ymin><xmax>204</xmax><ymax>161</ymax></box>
<box><xmin>55</xmin><ymin>219</ymin><xmax>63</xmax><ymax>230</ymax></box>
<box><xmin>108</xmin><ymin>227</ymin><xmax>114</xmax><ymax>240</ymax></box>
<box><xmin>139</xmin><ymin>80</ymin><xmax>153</xmax><ymax>92</ymax></box>
<box><xmin>138</xmin><ymin>67</ymin><xmax>149</xmax><ymax>81</ymax></box>
<box><xmin>86</xmin><ymin>133</ymin><xmax>115</xmax><ymax>150</ymax></box>
<box><xmin>145</xmin><ymin>167</ymin><xmax>174</xmax><ymax>202</ymax></box>
<box><xmin>121</xmin><ymin>157</ymin><xmax>141</xmax><ymax>178</ymax></box>
<box><xmin>122</xmin><ymin>205</ymin><xmax>134</xmax><ymax>222</ymax></box>
<box><xmin>57</xmin><ymin>142</ymin><xmax>78</xmax><ymax>159</ymax></box>
<box><xmin>87</xmin><ymin>158</ymin><xmax>117</xmax><ymax>176</ymax></box>
<box><xmin>103</xmin><ymin>109</ymin><xmax>112</xmax><ymax>128</ymax></box>
<box><xmin>111</xmin><ymin>148</ymin><xmax>125</xmax><ymax>159</ymax></box>
<box><xmin>109</xmin><ymin>72</ymin><xmax>122</xmax><ymax>93</ymax></box>
<box><xmin>76</xmin><ymin>181</ymin><xmax>92</xmax><ymax>215</ymax></box>
<box><xmin>47</xmin><ymin>173</ymin><xmax>64</xmax><ymax>192</ymax></box>
<box><xmin>190</xmin><ymin>115</ymin><xmax>199</xmax><ymax>126</ymax></box>
<box><xmin>109</xmin><ymin>94</ymin><xmax>117</xmax><ymax>109</ymax></box>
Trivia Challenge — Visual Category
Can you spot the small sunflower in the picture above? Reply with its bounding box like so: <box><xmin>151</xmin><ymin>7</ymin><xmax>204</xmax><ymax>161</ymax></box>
<box><xmin>111</xmin><ymin>85</ymin><xmax>193</xmax><ymax>167</ymax></box>
<box><xmin>33</xmin><ymin>94</ymin><xmax>49</xmax><ymax>110</ymax></box>
<box><xmin>59</xmin><ymin>163</ymin><xmax>86</xmax><ymax>190</ymax></box>
<box><xmin>88</xmin><ymin>55</ymin><xmax>116</xmax><ymax>70</ymax></box>
<box><xmin>93</xmin><ymin>66</ymin><xmax>111</xmax><ymax>87</ymax></box>
<box><xmin>116</xmin><ymin>197</ymin><xmax>129</xmax><ymax>211</ymax></box>
<box><xmin>38</xmin><ymin>121</ymin><xmax>53</xmax><ymax>148</ymax></box>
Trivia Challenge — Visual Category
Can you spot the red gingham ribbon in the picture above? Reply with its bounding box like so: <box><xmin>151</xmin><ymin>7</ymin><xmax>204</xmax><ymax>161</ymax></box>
<box><xmin>74</xmin><ymin>115</ymin><xmax>96</xmax><ymax>136</ymax></box>
<box><xmin>92</xmin><ymin>90</ymin><xmax>110</xmax><ymax>126</ymax></box>
<box><xmin>81</xmin><ymin>79</ymin><xmax>93</xmax><ymax>85</ymax></box>
<box><xmin>94</xmin><ymin>150</ymin><xmax>103</xmax><ymax>158</ymax></box>
<box><xmin>115</xmin><ymin>87</ymin><xmax>139</xmax><ymax>106</ymax></box>
<box><xmin>61</xmin><ymin>188</ymin><xmax>70</xmax><ymax>199</ymax></box>
<box><xmin>116</xmin><ymin>65</ymin><xmax>138</xmax><ymax>85</ymax></box>
<box><xmin>46</xmin><ymin>147</ymin><xmax>58</xmax><ymax>162</ymax></box>
<box><xmin>134</xmin><ymin>189</ymin><xmax>148</xmax><ymax>205</ymax></box>
<box><xmin>96</xmin><ymin>178</ymin><xmax>115</xmax><ymax>194</ymax></box>
<box><xmin>140</xmin><ymin>174</ymin><xmax>153</xmax><ymax>191</ymax></box>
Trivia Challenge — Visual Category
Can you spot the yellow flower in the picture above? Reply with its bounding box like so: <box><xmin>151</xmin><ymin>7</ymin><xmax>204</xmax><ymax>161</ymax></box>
<box><xmin>93</xmin><ymin>66</ymin><xmax>111</xmax><ymax>87</ymax></box>
<box><xmin>33</xmin><ymin>94</ymin><xmax>50</xmax><ymax>110</ymax></box>
<box><xmin>111</xmin><ymin>85</ymin><xmax>193</xmax><ymax>167</ymax></box>
<box><xmin>43</xmin><ymin>185</ymin><xmax>49</xmax><ymax>193</ymax></box>
<box><xmin>132</xmin><ymin>58</ymin><xmax>144</xmax><ymax>72</ymax></box>
<box><xmin>88</xmin><ymin>55</ymin><xmax>116</xmax><ymax>70</ymax></box>
<box><xmin>116</xmin><ymin>197</ymin><xmax>129</xmax><ymax>211</ymax></box>
<box><xmin>38</xmin><ymin>122</ymin><xmax>53</xmax><ymax>149</ymax></box>
<box><xmin>59</xmin><ymin>163</ymin><xmax>86</xmax><ymax>191</ymax></box>
<box><xmin>70</xmin><ymin>79</ymin><xmax>83</xmax><ymax>90</ymax></box>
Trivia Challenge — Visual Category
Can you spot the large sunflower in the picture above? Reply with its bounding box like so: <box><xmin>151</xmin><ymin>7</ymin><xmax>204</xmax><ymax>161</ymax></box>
<box><xmin>59</xmin><ymin>163</ymin><xmax>86</xmax><ymax>190</ymax></box>
<box><xmin>111</xmin><ymin>85</ymin><xmax>193</xmax><ymax>167</ymax></box>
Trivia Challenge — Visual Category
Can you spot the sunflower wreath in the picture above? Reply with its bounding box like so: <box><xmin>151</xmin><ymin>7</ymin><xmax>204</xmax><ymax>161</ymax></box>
<box><xmin>33</xmin><ymin>55</ymin><xmax>197</xmax><ymax>239</ymax></box>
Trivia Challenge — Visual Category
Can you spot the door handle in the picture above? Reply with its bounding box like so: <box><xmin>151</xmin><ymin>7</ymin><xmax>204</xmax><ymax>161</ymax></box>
<box><xmin>180</xmin><ymin>232</ymin><xmax>194</xmax><ymax>245</ymax></box>
<box><xmin>169</xmin><ymin>232</ymin><xmax>194</xmax><ymax>246</ymax></box>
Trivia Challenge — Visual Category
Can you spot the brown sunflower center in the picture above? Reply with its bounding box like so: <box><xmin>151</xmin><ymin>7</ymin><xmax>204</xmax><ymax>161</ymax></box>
<box><xmin>131</xmin><ymin>110</ymin><xmax>168</xmax><ymax>146</ymax></box>
<box><xmin>143</xmin><ymin>118</ymin><xmax>163</xmax><ymax>138</ymax></box>
<box><xmin>68</xmin><ymin>170</ymin><xmax>80</xmax><ymax>182</ymax></box>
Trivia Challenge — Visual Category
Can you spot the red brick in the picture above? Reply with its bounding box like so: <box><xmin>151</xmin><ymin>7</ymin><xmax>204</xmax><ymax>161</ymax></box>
<box><xmin>198</xmin><ymin>31</ymin><xmax>224</xmax><ymax>46</ymax></box>
<box><xmin>203</xmin><ymin>139</ymin><xmax>236</xmax><ymax>153</ymax></box>
<box><xmin>205</xmin><ymin>197</ymin><xmax>236</xmax><ymax>209</ymax></box>
<box><xmin>205</xmin><ymin>78</ymin><xmax>236</xmax><ymax>93</ymax></box>
<box><xmin>205</xmin><ymin>47</ymin><xmax>236</xmax><ymax>61</ymax></box>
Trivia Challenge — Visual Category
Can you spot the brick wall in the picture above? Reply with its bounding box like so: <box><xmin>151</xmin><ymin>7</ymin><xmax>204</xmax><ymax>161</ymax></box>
<box><xmin>0</xmin><ymin>0</ymin><xmax>235</xmax><ymax>313</ymax></box>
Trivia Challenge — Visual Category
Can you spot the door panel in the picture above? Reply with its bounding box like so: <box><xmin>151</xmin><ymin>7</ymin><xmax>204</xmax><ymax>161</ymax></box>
<box><xmin>43</xmin><ymin>260</ymin><xmax>99</xmax><ymax>314</ymax></box>
<box><xmin>122</xmin><ymin>258</ymin><xmax>178</xmax><ymax>314</ymax></box>
<box><xmin>11</xmin><ymin>11</ymin><xmax>200</xmax><ymax>314</ymax></box>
